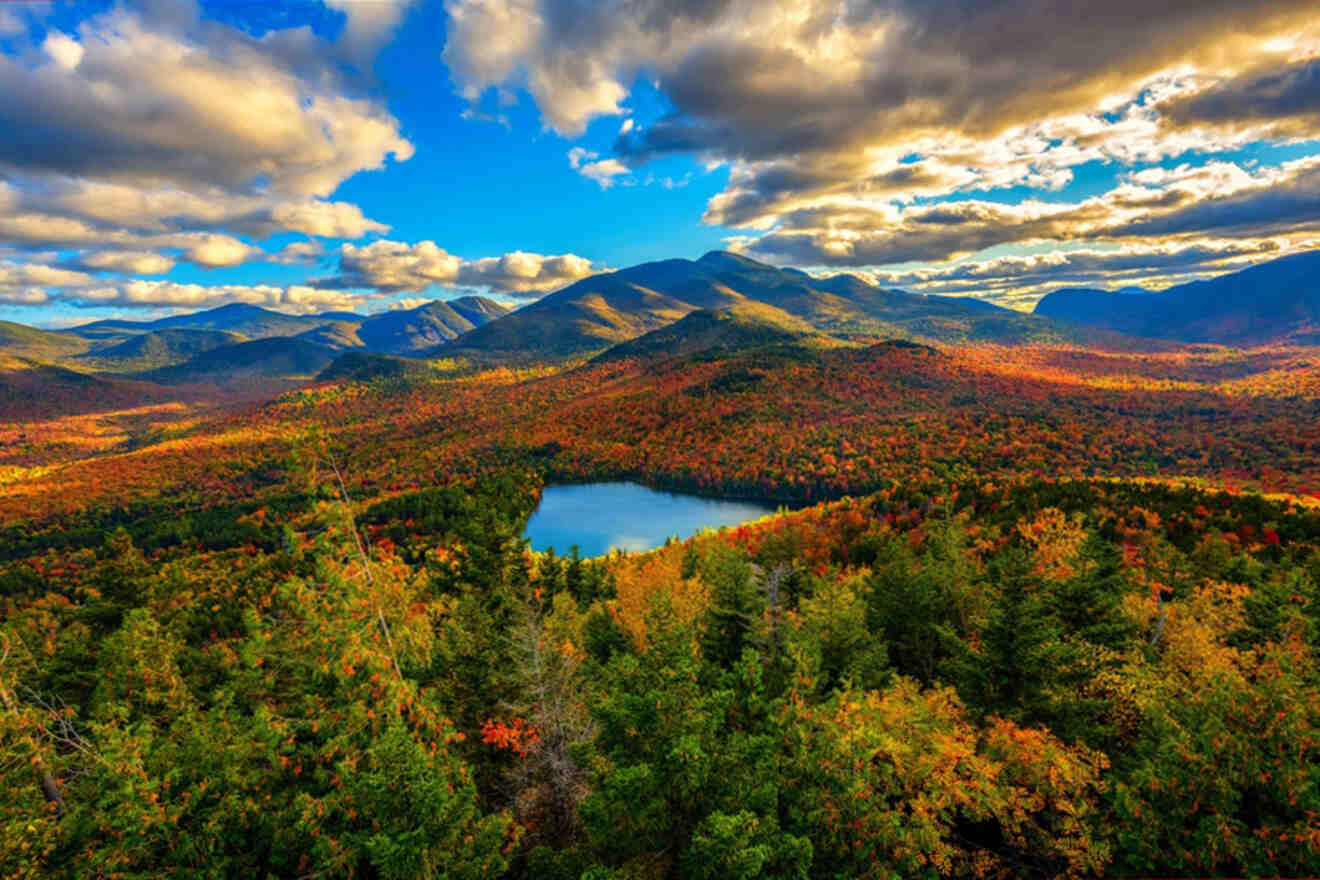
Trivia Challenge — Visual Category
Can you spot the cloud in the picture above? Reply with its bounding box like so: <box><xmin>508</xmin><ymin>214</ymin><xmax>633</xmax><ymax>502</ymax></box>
<box><xmin>42</xmin><ymin>32</ymin><xmax>83</xmax><ymax>70</ymax></box>
<box><xmin>459</xmin><ymin>251</ymin><xmax>596</xmax><ymax>293</ymax></box>
<box><xmin>579</xmin><ymin>160</ymin><xmax>629</xmax><ymax>187</ymax></box>
<box><xmin>0</xmin><ymin>7</ymin><xmax>412</xmax><ymax>198</ymax></box>
<box><xmin>76</xmin><ymin>280</ymin><xmax>364</xmax><ymax>314</ymax></box>
<box><xmin>1161</xmin><ymin>57</ymin><xmax>1320</xmax><ymax>136</ymax></box>
<box><xmin>271</xmin><ymin>240</ymin><xmax>326</xmax><ymax>266</ymax></box>
<box><xmin>75</xmin><ymin>250</ymin><xmax>176</xmax><ymax>275</ymax></box>
<box><xmin>326</xmin><ymin>0</ymin><xmax>416</xmax><ymax>63</ymax></box>
<box><xmin>0</xmin><ymin>2</ymin><xmax>407</xmax><ymax>295</ymax></box>
<box><xmin>0</xmin><ymin>261</ymin><xmax>92</xmax><ymax>304</ymax></box>
<box><xmin>736</xmin><ymin>156</ymin><xmax>1320</xmax><ymax>268</ymax></box>
<box><xmin>444</xmin><ymin>0</ymin><xmax>1319</xmax><ymax>295</ymax></box>
<box><xmin>389</xmin><ymin>297</ymin><xmax>433</xmax><ymax>311</ymax></box>
<box><xmin>328</xmin><ymin>240</ymin><xmax>599</xmax><ymax>295</ymax></box>
<box><xmin>0</xmin><ymin>254</ymin><xmax>365</xmax><ymax>313</ymax></box>
<box><xmin>183</xmin><ymin>235</ymin><xmax>258</xmax><ymax>269</ymax></box>
<box><xmin>0</xmin><ymin>179</ymin><xmax>390</xmax><ymax>251</ymax></box>
<box><xmin>447</xmin><ymin>0</ymin><xmax>1316</xmax><ymax>150</ymax></box>
<box><xmin>860</xmin><ymin>240</ymin><xmax>1290</xmax><ymax>308</ymax></box>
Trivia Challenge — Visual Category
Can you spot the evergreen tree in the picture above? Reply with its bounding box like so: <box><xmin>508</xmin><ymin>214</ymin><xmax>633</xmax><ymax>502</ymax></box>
<box><xmin>696</xmin><ymin>544</ymin><xmax>766</xmax><ymax>669</ymax></box>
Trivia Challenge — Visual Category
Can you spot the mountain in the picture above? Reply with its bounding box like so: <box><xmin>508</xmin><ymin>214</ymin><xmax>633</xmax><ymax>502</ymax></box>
<box><xmin>77</xmin><ymin>328</ymin><xmax>246</xmax><ymax>370</ymax></box>
<box><xmin>297</xmin><ymin>321</ymin><xmax>366</xmax><ymax>350</ymax></box>
<box><xmin>66</xmin><ymin>303</ymin><xmax>331</xmax><ymax>341</ymax></box>
<box><xmin>448</xmin><ymin>295</ymin><xmax>511</xmax><ymax>326</ymax></box>
<box><xmin>0</xmin><ymin>321</ymin><xmax>92</xmax><ymax>360</ymax></box>
<box><xmin>355</xmin><ymin>297</ymin><xmax>509</xmax><ymax>355</ymax></box>
<box><xmin>593</xmin><ymin>304</ymin><xmax>818</xmax><ymax>364</ymax></box>
<box><xmin>356</xmin><ymin>302</ymin><xmax>477</xmax><ymax>354</ymax></box>
<box><xmin>446</xmin><ymin>251</ymin><xmax>1115</xmax><ymax>361</ymax></box>
<box><xmin>139</xmin><ymin>338</ymin><xmax>339</xmax><ymax>385</ymax></box>
<box><xmin>0</xmin><ymin>354</ymin><xmax>173</xmax><ymax>419</ymax></box>
<box><xmin>1033</xmin><ymin>251</ymin><xmax>1320</xmax><ymax>345</ymax></box>
<box><xmin>317</xmin><ymin>351</ymin><xmax>438</xmax><ymax>383</ymax></box>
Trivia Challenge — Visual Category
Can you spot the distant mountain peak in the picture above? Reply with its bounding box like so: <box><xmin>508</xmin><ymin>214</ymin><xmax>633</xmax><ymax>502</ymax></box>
<box><xmin>697</xmin><ymin>250</ymin><xmax>771</xmax><ymax>271</ymax></box>
<box><xmin>1034</xmin><ymin>250</ymin><xmax>1320</xmax><ymax>345</ymax></box>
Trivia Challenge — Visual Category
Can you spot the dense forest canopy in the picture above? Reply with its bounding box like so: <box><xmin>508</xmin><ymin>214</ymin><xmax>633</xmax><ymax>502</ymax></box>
<box><xmin>2</xmin><ymin>336</ymin><xmax>1320</xmax><ymax>878</ymax></box>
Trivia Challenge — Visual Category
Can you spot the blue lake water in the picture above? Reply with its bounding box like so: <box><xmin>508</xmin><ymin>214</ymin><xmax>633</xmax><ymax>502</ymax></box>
<box><xmin>524</xmin><ymin>482</ymin><xmax>778</xmax><ymax>557</ymax></box>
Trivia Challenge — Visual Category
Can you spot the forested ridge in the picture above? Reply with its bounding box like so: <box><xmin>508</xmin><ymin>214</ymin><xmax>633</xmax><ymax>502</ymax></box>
<box><xmin>2</xmin><ymin>340</ymin><xmax>1320</xmax><ymax>878</ymax></box>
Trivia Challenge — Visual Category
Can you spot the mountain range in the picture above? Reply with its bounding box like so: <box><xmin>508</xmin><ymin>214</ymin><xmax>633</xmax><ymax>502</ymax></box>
<box><xmin>2</xmin><ymin>250</ymin><xmax>1319</xmax><ymax>387</ymax></box>
<box><xmin>0</xmin><ymin>295</ymin><xmax>511</xmax><ymax>385</ymax></box>
<box><xmin>1033</xmin><ymin>251</ymin><xmax>1320</xmax><ymax>346</ymax></box>
<box><xmin>443</xmin><ymin>250</ymin><xmax>1114</xmax><ymax>361</ymax></box>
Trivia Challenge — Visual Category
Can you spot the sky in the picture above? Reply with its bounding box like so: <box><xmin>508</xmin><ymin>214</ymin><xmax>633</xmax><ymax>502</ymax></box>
<box><xmin>0</xmin><ymin>0</ymin><xmax>1317</xmax><ymax>327</ymax></box>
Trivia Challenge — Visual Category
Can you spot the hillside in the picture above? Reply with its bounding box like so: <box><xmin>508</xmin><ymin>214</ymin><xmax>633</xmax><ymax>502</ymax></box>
<box><xmin>138</xmin><ymin>337</ymin><xmax>339</xmax><ymax>385</ymax></box>
<box><xmin>317</xmin><ymin>350</ymin><xmax>440</xmax><ymax>382</ymax></box>
<box><xmin>0</xmin><ymin>354</ymin><xmax>170</xmax><ymax>419</ymax></box>
<box><xmin>1034</xmin><ymin>250</ymin><xmax>1320</xmax><ymax>345</ymax></box>
<box><xmin>6</xmin><ymin>304</ymin><xmax>1320</xmax><ymax>880</ymax></box>
<box><xmin>66</xmin><ymin>303</ymin><xmax>336</xmax><ymax>341</ymax></box>
<box><xmin>448</xmin><ymin>251</ymin><xmax>1124</xmax><ymax>362</ymax></box>
<box><xmin>448</xmin><ymin>295</ymin><xmax>511</xmax><ymax>326</ymax></box>
<box><xmin>297</xmin><ymin>321</ymin><xmax>366</xmax><ymax>350</ymax></box>
<box><xmin>593</xmin><ymin>304</ymin><xmax>817</xmax><ymax>363</ymax></box>
<box><xmin>356</xmin><ymin>301</ymin><xmax>481</xmax><ymax>354</ymax></box>
<box><xmin>0</xmin><ymin>320</ymin><xmax>92</xmax><ymax>360</ymax></box>
<box><xmin>77</xmin><ymin>328</ymin><xmax>247</xmax><ymax>370</ymax></box>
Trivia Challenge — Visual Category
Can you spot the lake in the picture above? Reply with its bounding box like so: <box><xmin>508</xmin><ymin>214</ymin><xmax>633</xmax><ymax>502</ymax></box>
<box><xmin>523</xmin><ymin>482</ymin><xmax>778</xmax><ymax>557</ymax></box>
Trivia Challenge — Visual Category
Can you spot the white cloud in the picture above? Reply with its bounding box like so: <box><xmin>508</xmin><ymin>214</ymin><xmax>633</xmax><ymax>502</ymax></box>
<box><xmin>330</xmin><ymin>240</ymin><xmax>599</xmax><ymax>295</ymax></box>
<box><xmin>77</xmin><ymin>250</ymin><xmax>175</xmax><ymax>275</ymax></box>
<box><xmin>75</xmin><ymin>280</ymin><xmax>365</xmax><ymax>314</ymax></box>
<box><xmin>444</xmin><ymin>0</ymin><xmax>1320</xmax><ymax>296</ymax></box>
<box><xmin>0</xmin><ymin>3</ymin><xmax>407</xmax><ymax>296</ymax></box>
<box><xmin>577</xmin><ymin>158</ymin><xmax>629</xmax><ymax>188</ymax></box>
<box><xmin>42</xmin><ymin>32</ymin><xmax>83</xmax><ymax>70</ymax></box>
<box><xmin>184</xmin><ymin>235</ymin><xmax>257</xmax><ymax>269</ymax></box>
<box><xmin>326</xmin><ymin>0</ymin><xmax>417</xmax><ymax>62</ymax></box>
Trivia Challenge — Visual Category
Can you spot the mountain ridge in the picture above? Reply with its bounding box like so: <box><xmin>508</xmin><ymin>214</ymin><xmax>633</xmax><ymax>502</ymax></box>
<box><xmin>444</xmin><ymin>250</ymin><xmax>1130</xmax><ymax>361</ymax></box>
<box><xmin>1034</xmin><ymin>251</ymin><xmax>1320</xmax><ymax>345</ymax></box>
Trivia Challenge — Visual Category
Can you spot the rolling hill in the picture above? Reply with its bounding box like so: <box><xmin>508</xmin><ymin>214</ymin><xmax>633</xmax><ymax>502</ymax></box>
<box><xmin>446</xmin><ymin>251</ymin><xmax>1118</xmax><ymax>362</ymax></box>
<box><xmin>0</xmin><ymin>321</ymin><xmax>92</xmax><ymax>360</ymax></box>
<box><xmin>316</xmin><ymin>351</ymin><xmax>440</xmax><ymax>383</ymax></box>
<box><xmin>592</xmin><ymin>304</ymin><xmax>818</xmax><ymax>364</ymax></box>
<box><xmin>77</xmin><ymin>328</ymin><xmax>247</xmax><ymax>370</ymax></box>
<box><xmin>0</xmin><ymin>354</ymin><xmax>171</xmax><ymax>419</ymax></box>
<box><xmin>65</xmin><ymin>303</ymin><xmax>336</xmax><ymax>341</ymax></box>
<box><xmin>1033</xmin><ymin>251</ymin><xmax>1320</xmax><ymax>345</ymax></box>
<box><xmin>138</xmin><ymin>338</ymin><xmax>339</xmax><ymax>385</ymax></box>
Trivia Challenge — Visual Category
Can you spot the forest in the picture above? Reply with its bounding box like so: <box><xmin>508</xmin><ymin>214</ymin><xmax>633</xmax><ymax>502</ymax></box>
<box><xmin>2</xmin><ymin>339</ymin><xmax>1320</xmax><ymax>878</ymax></box>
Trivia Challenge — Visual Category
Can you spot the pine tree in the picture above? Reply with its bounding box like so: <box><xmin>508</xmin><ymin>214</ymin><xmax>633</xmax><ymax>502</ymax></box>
<box><xmin>698</xmin><ymin>545</ymin><xmax>766</xmax><ymax>669</ymax></box>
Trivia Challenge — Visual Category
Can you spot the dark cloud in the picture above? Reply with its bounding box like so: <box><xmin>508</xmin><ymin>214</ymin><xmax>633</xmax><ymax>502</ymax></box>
<box><xmin>1162</xmin><ymin>58</ymin><xmax>1320</xmax><ymax>130</ymax></box>
<box><xmin>742</xmin><ymin>158</ymin><xmax>1320</xmax><ymax>268</ymax></box>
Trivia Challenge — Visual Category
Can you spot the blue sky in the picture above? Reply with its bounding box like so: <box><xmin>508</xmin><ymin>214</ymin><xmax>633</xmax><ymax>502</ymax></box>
<box><xmin>0</xmin><ymin>0</ymin><xmax>1317</xmax><ymax>325</ymax></box>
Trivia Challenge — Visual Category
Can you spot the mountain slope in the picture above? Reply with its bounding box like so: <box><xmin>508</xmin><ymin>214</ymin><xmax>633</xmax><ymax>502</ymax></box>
<box><xmin>355</xmin><ymin>301</ymin><xmax>478</xmax><ymax>354</ymax></box>
<box><xmin>1033</xmin><ymin>251</ymin><xmax>1320</xmax><ymax>345</ymax></box>
<box><xmin>317</xmin><ymin>351</ymin><xmax>438</xmax><ymax>383</ymax></box>
<box><xmin>0</xmin><ymin>354</ymin><xmax>172</xmax><ymax>419</ymax></box>
<box><xmin>0</xmin><ymin>321</ymin><xmax>92</xmax><ymax>360</ymax></box>
<box><xmin>448</xmin><ymin>295</ymin><xmax>511</xmax><ymax>326</ymax></box>
<box><xmin>139</xmin><ymin>338</ymin><xmax>339</xmax><ymax>385</ymax></box>
<box><xmin>78</xmin><ymin>328</ymin><xmax>246</xmax><ymax>370</ymax></box>
<box><xmin>297</xmin><ymin>321</ymin><xmax>366</xmax><ymax>350</ymax></box>
<box><xmin>445</xmin><ymin>271</ymin><xmax>702</xmax><ymax>360</ymax></box>
<box><xmin>593</xmin><ymin>305</ymin><xmax>818</xmax><ymax>364</ymax></box>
